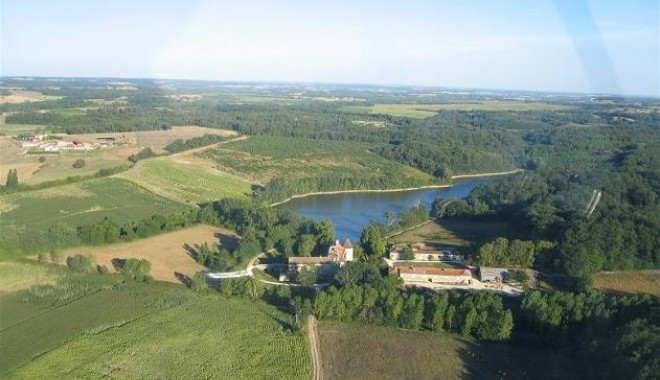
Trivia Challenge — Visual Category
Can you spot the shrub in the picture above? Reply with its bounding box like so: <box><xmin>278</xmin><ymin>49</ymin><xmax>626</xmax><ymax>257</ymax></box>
<box><xmin>66</xmin><ymin>254</ymin><xmax>94</xmax><ymax>272</ymax></box>
<box><xmin>38</xmin><ymin>156</ymin><xmax>47</xmax><ymax>163</ymax></box>
<box><xmin>72</xmin><ymin>159</ymin><xmax>86</xmax><ymax>168</ymax></box>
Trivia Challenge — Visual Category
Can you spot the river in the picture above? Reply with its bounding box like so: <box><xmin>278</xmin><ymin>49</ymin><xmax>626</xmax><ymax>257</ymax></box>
<box><xmin>278</xmin><ymin>176</ymin><xmax>500</xmax><ymax>241</ymax></box>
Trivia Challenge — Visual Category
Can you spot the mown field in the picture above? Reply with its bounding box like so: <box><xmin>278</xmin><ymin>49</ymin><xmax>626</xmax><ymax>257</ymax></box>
<box><xmin>119</xmin><ymin>157</ymin><xmax>252</xmax><ymax>204</ymax></box>
<box><xmin>0</xmin><ymin>178</ymin><xmax>191</xmax><ymax>256</ymax></box>
<box><xmin>63</xmin><ymin>224</ymin><xmax>236</xmax><ymax>283</ymax></box>
<box><xmin>319</xmin><ymin>322</ymin><xmax>577</xmax><ymax>380</ymax></box>
<box><xmin>1</xmin><ymin>262</ymin><xmax>312</xmax><ymax>379</ymax></box>
<box><xmin>0</xmin><ymin>88</ymin><xmax>63</xmax><ymax>104</ymax></box>
<box><xmin>343</xmin><ymin>101</ymin><xmax>573</xmax><ymax>118</ymax></box>
<box><xmin>593</xmin><ymin>270</ymin><xmax>660</xmax><ymax>296</ymax></box>
<box><xmin>199</xmin><ymin>136</ymin><xmax>434</xmax><ymax>185</ymax></box>
<box><xmin>392</xmin><ymin>219</ymin><xmax>510</xmax><ymax>247</ymax></box>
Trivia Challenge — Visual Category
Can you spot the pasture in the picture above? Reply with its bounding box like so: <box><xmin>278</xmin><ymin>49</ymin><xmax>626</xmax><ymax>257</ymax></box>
<box><xmin>593</xmin><ymin>270</ymin><xmax>660</xmax><ymax>296</ymax></box>
<box><xmin>119</xmin><ymin>157</ymin><xmax>252</xmax><ymax>204</ymax></box>
<box><xmin>0</xmin><ymin>178</ymin><xmax>191</xmax><ymax>255</ymax></box>
<box><xmin>392</xmin><ymin>219</ymin><xmax>510</xmax><ymax>247</ymax></box>
<box><xmin>63</xmin><ymin>225</ymin><xmax>237</xmax><ymax>283</ymax></box>
<box><xmin>199</xmin><ymin>135</ymin><xmax>433</xmax><ymax>184</ymax></box>
<box><xmin>343</xmin><ymin>101</ymin><xmax>572</xmax><ymax>118</ymax></box>
<box><xmin>2</xmin><ymin>271</ymin><xmax>311</xmax><ymax>379</ymax></box>
<box><xmin>319</xmin><ymin>322</ymin><xmax>576</xmax><ymax>380</ymax></box>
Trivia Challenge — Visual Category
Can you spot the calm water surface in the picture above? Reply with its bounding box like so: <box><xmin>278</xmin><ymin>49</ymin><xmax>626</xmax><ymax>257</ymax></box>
<box><xmin>278</xmin><ymin>177</ymin><xmax>498</xmax><ymax>241</ymax></box>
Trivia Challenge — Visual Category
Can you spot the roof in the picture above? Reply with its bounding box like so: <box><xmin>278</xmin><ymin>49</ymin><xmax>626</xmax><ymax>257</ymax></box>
<box><xmin>343</xmin><ymin>238</ymin><xmax>353</xmax><ymax>249</ymax></box>
<box><xmin>289</xmin><ymin>256</ymin><xmax>336</xmax><ymax>265</ymax></box>
<box><xmin>479</xmin><ymin>267</ymin><xmax>509</xmax><ymax>280</ymax></box>
<box><xmin>391</xmin><ymin>265</ymin><xmax>471</xmax><ymax>277</ymax></box>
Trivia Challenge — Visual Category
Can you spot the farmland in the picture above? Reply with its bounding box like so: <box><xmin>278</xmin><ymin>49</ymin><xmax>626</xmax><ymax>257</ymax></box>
<box><xmin>319</xmin><ymin>322</ymin><xmax>577</xmax><ymax>380</ymax></box>
<box><xmin>63</xmin><ymin>225</ymin><xmax>237</xmax><ymax>283</ymax></box>
<box><xmin>199</xmin><ymin>136</ymin><xmax>434</xmax><ymax>185</ymax></box>
<box><xmin>392</xmin><ymin>219</ymin><xmax>510</xmax><ymax>247</ymax></box>
<box><xmin>0</xmin><ymin>126</ymin><xmax>237</xmax><ymax>186</ymax></box>
<box><xmin>119</xmin><ymin>157</ymin><xmax>252</xmax><ymax>204</ymax></box>
<box><xmin>0</xmin><ymin>178</ymin><xmax>191</xmax><ymax>256</ymax></box>
<box><xmin>0</xmin><ymin>88</ymin><xmax>63</xmax><ymax>104</ymax></box>
<box><xmin>593</xmin><ymin>270</ymin><xmax>660</xmax><ymax>296</ymax></box>
<box><xmin>343</xmin><ymin>101</ymin><xmax>573</xmax><ymax>118</ymax></box>
<box><xmin>1</xmin><ymin>265</ymin><xmax>311</xmax><ymax>379</ymax></box>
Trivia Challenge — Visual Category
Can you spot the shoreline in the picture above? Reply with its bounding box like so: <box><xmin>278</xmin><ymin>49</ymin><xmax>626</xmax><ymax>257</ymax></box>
<box><xmin>270</xmin><ymin>168</ymin><xmax>522</xmax><ymax>207</ymax></box>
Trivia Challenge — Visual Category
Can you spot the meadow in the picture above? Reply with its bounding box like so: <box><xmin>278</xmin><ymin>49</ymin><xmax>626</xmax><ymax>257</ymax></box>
<box><xmin>1</xmin><ymin>263</ymin><xmax>311</xmax><ymax>379</ymax></box>
<box><xmin>319</xmin><ymin>322</ymin><xmax>577</xmax><ymax>380</ymax></box>
<box><xmin>0</xmin><ymin>88</ymin><xmax>63</xmax><ymax>104</ymax></box>
<box><xmin>63</xmin><ymin>224</ymin><xmax>237</xmax><ymax>283</ymax></box>
<box><xmin>392</xmin><ymin>219</ymin><xmax>510</xmax><ymax>247</ymax></box>
<box><xmin>0</xmin><ymin>178</ymin><xmax>191</xmax><ymax>255</ymax></box>
<box><xmin>119</xmin><ymin>157</ymin><xmax>252</xmax><ymax>204</ymax></box>
<box><xmin>593</xmin><ymin>270</ymin><xmax>660</xmax><ymax>296</ymax></box>
<box><xmin>343</xmin><ymin>101</ymin><xmax>573</xmax><ymax>118</ymax></box>
<box><xmin>199</xmin><ymin>136</ymin><xmax>434</xmax><ymax>185</ymax></box>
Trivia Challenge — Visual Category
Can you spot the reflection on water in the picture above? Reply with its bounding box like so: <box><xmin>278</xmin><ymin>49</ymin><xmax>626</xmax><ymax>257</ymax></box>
<box><xmin>278</xmin><ymin>177</ymin><xmax>497</xmax><ymax>241</ymax></box>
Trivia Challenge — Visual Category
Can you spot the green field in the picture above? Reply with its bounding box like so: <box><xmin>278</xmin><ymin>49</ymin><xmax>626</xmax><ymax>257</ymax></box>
<box><xmin>0</xmin><ymin>178</ymin><xmax>191</xmax><ymax>255</ymax></box>
<box><xmin>1</xmin><ymin>263</ymin><xmax>311</xmax><ymax>379</ymax></box>
<box><xmin>199</xmin><ymin>136</ymin><xmax>434</xmax><ymax>184</ymax></box>
<box><xmin>343</xmin><ymin>102</ymin><xmax>572</xmax><ymax>118</ymax></box>
<box><xmin>319</xmin><ymin>322</ymin><xmax>576</xmax><ymax>380</ymax></box>
<box><xmin>120</xmin><ymin>158</ymin><xmax>253</xmax><ymax>204</ymax></box>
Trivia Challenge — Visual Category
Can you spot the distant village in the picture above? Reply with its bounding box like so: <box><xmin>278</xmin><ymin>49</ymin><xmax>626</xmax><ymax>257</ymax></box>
<box><xmin>18</xmin><ymin>134</ymin><xmax>121</xmax><ymax>152</ymax></box>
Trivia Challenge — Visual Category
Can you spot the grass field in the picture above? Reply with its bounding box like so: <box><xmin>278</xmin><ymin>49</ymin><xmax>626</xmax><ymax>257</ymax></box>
<box><xmin>199</xmin><ymin>136</ymin><xmax>434</xmax><ymax>185</ymax></box>
<box><xmin>343</xmin><ymin>102</ymin><xmax>572</xmax><ymax>118</ymax></box>
<box><xmin>392</xmin><ymin>219</ymin><xmax>510</xmax><ymax>247</ymax></box>
<box><xmin>0</xmin><ymin>261</ymin><xmax>56</xmax><ymax>292</ymax></box>
<box><xmin>0</xmin><ymin>178</ymin><xmax>191</xmax><ymax>255</ymax></box>
<box><xmin>593</xmin><ymin>270</ymin><xmax>660</xmax><ymax>296</ymax></box>
<box><xmin>319</xmin><ymin>322</ymin><xmax>577</xmax><ymax>380</ymax></box>
<box><xmin>119</xmin><ymin>157</ymin><xmax>252</xmax><ymax>204</ymax></box>
<box><xmin>63</xmin><ymin>225</ymin><xmax>237</xmax><ymax>283</ymax></box>
<box><xmin>1</xmin><ymin>265</ymin><xmax>311</xmax><ymax>379</ymax></box>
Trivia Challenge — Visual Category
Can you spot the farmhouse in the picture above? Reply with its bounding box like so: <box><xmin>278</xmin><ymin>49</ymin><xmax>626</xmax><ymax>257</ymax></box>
<box><xmin>287</xmin><ymin>239</ymin><xmax>354</xmax><ymax>275</ymax></box>
<box><xmin>478</xmin><ymin>267</ymin><xmax>509</xmax><ymax>282</ymax></box>
<box><xmin>391</xmin><ymin>265</ymin><xmax>472</xmax><ymax>285</ymax></box>
<box><xmin>389</xmin><ymin>243</ymin><xmax>464</xmax><ymax>261</ymax></box>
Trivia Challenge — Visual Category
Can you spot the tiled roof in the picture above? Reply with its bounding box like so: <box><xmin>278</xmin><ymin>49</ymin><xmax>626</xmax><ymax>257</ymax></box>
<box><xmin>392</xmin><ymin>265</ymin><xmax>471</xmax><ymax>277</ymax></box>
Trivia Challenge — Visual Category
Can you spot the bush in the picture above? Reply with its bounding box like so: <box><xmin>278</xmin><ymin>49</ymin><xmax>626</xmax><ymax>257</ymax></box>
<box><xmin>49</xmin><ymin>250</ymin><xmax>64</xmax><ymax>264</ymax></box>
<box><xmin>38</xmin><ymin>252</ymin><xmax>49</xmax><ymax>263</ymax></box>
<box><xmin>66</xmin><ymin>254</ymin><xmax>94</xmax><ymax>272</ymax></box>
<box><xmin>72</xmin><ymin>159</ymin><xmax>86</xmax><ymax>168</ymax></box>
<box><xmin>121</xmin><ymin>258</ymin><xmax>152</xmax><ymax>281</ymax></box>
<box><xmin>38</xmin><ymin>156</ymin><xmax>46</xmax><ymax>163</ymax></box>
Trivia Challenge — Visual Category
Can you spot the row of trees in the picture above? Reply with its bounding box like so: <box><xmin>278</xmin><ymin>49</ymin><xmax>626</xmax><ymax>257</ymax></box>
<box><xmin>164</xmin><ymin>134</ymin><xmax>232</xmax><ymax>153</ymax></box>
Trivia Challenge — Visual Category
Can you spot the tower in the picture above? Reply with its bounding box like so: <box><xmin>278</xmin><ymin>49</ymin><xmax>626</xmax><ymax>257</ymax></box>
<box><xmin>343</xmin><ymin>238</ymin><xmax>354</xmax><ymax>261</ymax></box>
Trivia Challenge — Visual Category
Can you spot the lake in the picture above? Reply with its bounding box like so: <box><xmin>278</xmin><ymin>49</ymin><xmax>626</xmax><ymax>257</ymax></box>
<box><xmin>278</xmin><ymin>176</ymin><xmax>499</xmax><ymax>241</ymax></box>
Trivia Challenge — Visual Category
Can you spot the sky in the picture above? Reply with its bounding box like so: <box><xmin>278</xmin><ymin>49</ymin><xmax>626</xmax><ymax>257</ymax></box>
<box><xmin>1</xmin><ymin>0</ymin><xmax>658</xmax><ymax>97</ymax></box>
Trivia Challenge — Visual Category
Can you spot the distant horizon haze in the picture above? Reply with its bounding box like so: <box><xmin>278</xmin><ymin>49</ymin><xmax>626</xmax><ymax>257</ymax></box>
<box><xmin>1</xmin><ymin>0</ymin><xmax>658</xmax><ymax>97</ymax></box>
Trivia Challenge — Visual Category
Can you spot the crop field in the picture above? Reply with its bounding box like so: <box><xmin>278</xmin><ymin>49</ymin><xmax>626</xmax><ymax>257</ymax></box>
<box><xmin>2</xmin><ymin>270</ymin><xmax>311</xmax><ymax>379</ymax></box>
<box><xmin>343</xmin><ymin>101</ymin><xmax>572</xmax><ymax>118</ymax></box>
<box><xmin>0</xmin><ymin>261</ymin><xmax>56</xmax><ymax>292</ymax></box>
<box><xmin>119</xmin><ymin>157</ymin><xmax>252</xmax><ymax>204</ymax></box>
<box><xmin>392</xmin><ymin>219</ymin><xmax>510</xmax><ymax>247</ymax></box>
<box><xmin>63</xmin><ymin>225</ymin><xmax>237</xmax><ymax>283</ymax></box>
<box><xmin>319</xmin><ymin>322</ymin><xmax>577</xmax><ymax>380</ymax></box>
<box><xmin>0</xmin><ymin>88</ymin><xmax>63</xmax><ymax>104</ymax></box>
<box><xmin>0</xmin><ymin>178</ymin><xmax>191</xmax><ymax>255</ymax></box>
<box><xmin>199</xmin><ymin>136</ymin><xmax>434</xmax><ymax>184</ymax></box>
<box><xmin>593</xmin><ymin>270</ymin><xmax>660</xmax><ymax>296</ymax></box>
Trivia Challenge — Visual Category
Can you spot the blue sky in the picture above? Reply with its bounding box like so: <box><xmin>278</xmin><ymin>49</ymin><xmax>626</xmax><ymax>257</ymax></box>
<box><xmin>1</xmin><ymin>0</ymin><xmax>658</xmax><ymax>96</ymax></box>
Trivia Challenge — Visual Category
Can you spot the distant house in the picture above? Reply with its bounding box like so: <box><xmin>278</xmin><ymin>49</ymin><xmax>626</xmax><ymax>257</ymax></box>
<box><xmin>390</xmin><ymin>265</ymin><xmax>472</xmax><ymax>285</ymax></box>
<box><xmin>389</xmin><ymin>243</ymin><xmax>464</xmax><ymax>262</ymax></box>
<box><xmin>287</xmin><ymin>239</ymin><xmax>354</xmax><ymax>276</ymax></box>
<box><xmin>478</xmin><ymin>267</ymin><xmax>509</xmax><ymax>282</ymax></box>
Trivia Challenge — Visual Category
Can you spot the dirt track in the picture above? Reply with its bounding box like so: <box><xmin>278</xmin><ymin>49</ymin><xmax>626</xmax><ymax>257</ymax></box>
<box><xmin>308</xmin><ymin>315</ymin><xmax>324</xmax><ymax>380</ymax></box>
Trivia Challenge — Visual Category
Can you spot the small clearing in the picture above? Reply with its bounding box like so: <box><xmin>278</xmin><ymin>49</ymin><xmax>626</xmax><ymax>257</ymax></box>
<box><xmin>593</xmin><ymin>270</ymin><xmax>660</xmax><ymax>296</ymax></box>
